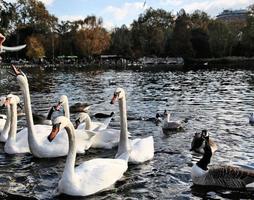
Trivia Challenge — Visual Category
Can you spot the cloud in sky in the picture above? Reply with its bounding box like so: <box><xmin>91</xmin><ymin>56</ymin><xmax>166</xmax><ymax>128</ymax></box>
<box><xmin>182</xmin><ymin>0</ymin><xmax>252</xmax><ymax>16</ymax></box>
<box><xmin>159</xmin><ymin>0</ymin><xmax>183</xmax><ymax>6</ymax></box>
<box><xmin>104</xmin><ymin>2</ymin><xmax>146</xmax><ymax>21</ymax></box>
<box><xmin>39</xmin><ymin>0</ymin><xmax>55</xmax><ymax>6</ymax></box>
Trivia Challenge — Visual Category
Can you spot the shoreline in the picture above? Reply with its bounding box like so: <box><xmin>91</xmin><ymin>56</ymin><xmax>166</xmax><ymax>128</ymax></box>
<box><xmin>1</xmin><ymin>56</ymin><xmax>254</xmax><ymax>71</ymax></box>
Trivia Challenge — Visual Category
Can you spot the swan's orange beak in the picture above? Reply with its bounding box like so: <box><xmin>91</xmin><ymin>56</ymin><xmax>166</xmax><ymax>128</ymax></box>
<box><xmin>9</xmin><ymin>65</ymin><xmax>22</xmax><ymax>77</ymax></box>
<box><xmin>110</xmin><ymin>94</ymin><xmax>118</xmax><ymax>104</ymax></box>
<box><xmin>48</xmin><ymin>123</ymin><xmax>60</xmax><ymax>142</ymax></box>
<box><xmin>0</xmin><ymin>33</ymin><xmax>5</xmax><ymax>45</ymax></box>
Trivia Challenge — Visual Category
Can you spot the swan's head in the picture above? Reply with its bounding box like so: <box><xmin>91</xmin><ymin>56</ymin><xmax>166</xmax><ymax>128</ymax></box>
<box><xmin>48</xmin><ymin>116</ymin><xmax>70</xmax><ymax>142</ymax></box>
<box><xmin>6</xmin><ymin>94</ymin><xmax>20</xmax><ymax>104</ymax></box>
<box><xmin>0</xmin><ymin>96</ymin><xmax>6</xmax><ymax>107</ymax></box>
<box><xmin>56</xmin><ymin>95</ymin><xmax>68</xmax><ymax>110</ymax></box>
<box><xmin>10</xmin><ymin>65</ymin><xmax>28</xmax><ymax>87</ymax></box>
<box><xmin>75</xmin><ymin>113</ymin><xmax>89</xmax><ymax>129</ymax></box>
<box><xmin>110</xmin><ymin>87</ymin><xmax>125</xmax><ymax>104</ymax></box>
<box><xmin>5</xmin><ymin>94</ymin><xmax>22</xmax><ymax>109</ymax></box>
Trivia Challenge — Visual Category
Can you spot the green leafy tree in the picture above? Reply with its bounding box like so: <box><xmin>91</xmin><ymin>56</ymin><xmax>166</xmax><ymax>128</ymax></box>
<box><xmin>170</xmin><ymin>9</ymin><xmax>194</xmax><ymax>58</ymax></box>
<box><xmin>109</xmin><ymin>25</ymin><xmax>132</xmax><ymax>57</ymax></box>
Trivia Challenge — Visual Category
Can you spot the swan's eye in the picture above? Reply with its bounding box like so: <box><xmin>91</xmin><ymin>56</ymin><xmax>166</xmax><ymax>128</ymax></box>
<box><xmin>53</xmin><ymin>122</ymin><xmax>61</xmax><ymax>129</ymax></box>
<box><xmin>114</xmin><ymin>91</ymin><xmax>121</xmax><ymax>97</ymax></box>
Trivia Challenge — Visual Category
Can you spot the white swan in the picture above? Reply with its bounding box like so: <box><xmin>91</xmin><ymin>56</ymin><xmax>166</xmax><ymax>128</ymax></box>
<box><xmin>11</xmin><ymin>65</ymin><xmax>95</xmax><ymax>158</ymax></box>
<box><xmin>75</xmin><ymin>112</ymin><xmax>113</xmax><ymax>131</ymax></box>
<box><xmin>48</xmin><ymin>116</ymin><xmax>128</xmax><ymax>196</ymax></box>
<box><xmin>0</xmin><ymin>96</ymin><xmax>7</xmax><ymax>131</ymax></box>
<box><xmin>191</xmin><ymin>137</ymin><xmax>254</xmax><ymax>188</ymax></box>
<box><xmin>4</xmin><ymin>94</ymin><xmax>30</xmax><ymax>154</ymax></box>
<box><xmin>0</xmin><ymin>96</ymin><xmax>11</xmax><ymax>142</ymax></box>
<box><xmin>110</xmin><ymin>87</ymin><xmax>154</xmax><ymax>164</ymax></box>
<box><xmin>75</xmin><ymin>112</ymin><xmax>123</xmax><ymax>149</ymax></box>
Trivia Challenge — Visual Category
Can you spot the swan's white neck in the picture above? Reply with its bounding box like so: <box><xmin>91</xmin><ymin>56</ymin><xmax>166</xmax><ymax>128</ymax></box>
<box><xmin>8</xmin><ymin>103</ymin><xmax>17</xmax><ymax>142</ymax></box>
<box><xmin>19</xmin><ymin>78</ymin><xmax>40</xmax><ymax>154</ymax></box>
<box><xmin>63</xmin><ymin>121</ymin><xmax>76</xmax><ymax>180</ymax></box>
<box><xmin>116</xmin><ymin>95</ymin><xmax>129</xmax><ymax>160</ymax></box>
<box><xmin>1</xmin><ymin>105</ymin><xmax>11</xmax><ymax>141</ymax></box>
<box><xmin>63</xmin><ymin>100</ymin><xmax>70</xmax><ymax>119</ymax></box>
<box><xmin>84</xmin><ymin>116</ymin><xmax>92</xmax><ymax>130</ymax></box>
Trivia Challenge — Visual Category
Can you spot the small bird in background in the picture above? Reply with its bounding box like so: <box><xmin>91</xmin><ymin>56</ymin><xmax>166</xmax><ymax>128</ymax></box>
<box><xmin>143</xmin><ymin>0</ymin><xmax>146</xmax><ymax>8</ymax></box>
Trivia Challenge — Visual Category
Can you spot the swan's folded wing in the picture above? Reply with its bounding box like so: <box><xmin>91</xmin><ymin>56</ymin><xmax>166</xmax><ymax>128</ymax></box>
<box><xmin>129</xmin><ymin>136</ymin><xmax>154</xmax><ymax>163</ymax></box>
<box><xmin>75</xmin><ymin>158</ymin><xmax>127</xmax><ymax>195</ymax></box>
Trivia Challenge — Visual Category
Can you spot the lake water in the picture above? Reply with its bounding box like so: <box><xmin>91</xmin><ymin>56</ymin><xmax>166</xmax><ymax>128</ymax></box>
<box><xmin>0</xmin><ymin>66</ymin><xmax>254</xmax><ymax>199</ymax></box>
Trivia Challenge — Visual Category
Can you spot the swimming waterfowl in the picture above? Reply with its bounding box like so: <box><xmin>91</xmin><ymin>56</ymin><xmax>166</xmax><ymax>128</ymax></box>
<box><xmin>161</xmin><ymin>110</ymin><xmax>185</xmax><ymax>134</ymax></box>
<box><xmin>75</xmin><ymin>112</ymin><xmax>113</xmax><ymax>131</ymax></box>
<box><xmin>10</xmin><ymin>65</ymin><xmax>95</xmax><ymax>158</ymax></box>
<box><xmin>248</xmin><ymin>113</ymin><xmax>254</xmax><ymax>124</ymax></box>
<box><xmin>0</xmin><ymin>96</ymin><xmax>11</xmax><ymax>142</ymax></box>
<box><xmin>190</xmin><ymin>130</ymin><xmax>217</xmax><ymax>154</ymax></box>
<box><xmin>110</xmin><ymin>87</ymin><xmax>154</xmax><ymax>164</ymax></box>
<box><xmin>47</xmin><ymin>115</ymin><xmax>129</xmax><ymax>196</ymax></box>
<box><xmin>93</xmin><ymin>111</ymin><xmax>115</xmax><ymax>118</ymax></box>
<box><xmin>191</xmin><ymin>137</ymin><xmax>254</xmax><ymax>188</ymax></box>
<box><xmin>75</xmin><ymin>112</ymin><xmax>125</xmax><ymax>149</ymax></box>
<box><xmin>3</xmin><ymin>94</ymin><xmax>30</xmax><ymax>154</ymax></box>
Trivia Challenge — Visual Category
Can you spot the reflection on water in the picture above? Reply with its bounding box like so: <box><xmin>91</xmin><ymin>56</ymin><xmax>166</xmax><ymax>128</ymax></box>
<box><xmin>1</xmin><ymin>66</ymin><xmax>254</xmax><ymax>199</ymax></box>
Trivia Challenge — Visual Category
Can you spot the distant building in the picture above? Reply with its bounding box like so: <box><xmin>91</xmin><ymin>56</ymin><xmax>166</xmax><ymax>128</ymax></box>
<box><xmin>216</xmin><ymin>9</ymin><xmax>248</xmax><ymax>23</ymax></box>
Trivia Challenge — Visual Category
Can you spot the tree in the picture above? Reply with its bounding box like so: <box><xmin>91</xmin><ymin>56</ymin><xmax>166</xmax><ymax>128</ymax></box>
<box><xmin>208</xmin><ymin>20</ymin><xmax>231</xmax><ymax>57</ymax></box>
<box><xmin>131</xmin><ymin>8</ymin><xmax>175</xmax><ymax>57</ymax></box>
<box><xmin>74</xmin><ymin>16</ymin><xmax>110</xmax><ymax>56</ymax></box>
<box><xmin>170</xmin><ymin>9</ymin><xmax>194</xmax><ymax>58</ymax></box>
<box><xmin>0</xmin><ymin>0</ymin><xmax>16</xmax><ymax>34</ymax></box>
<box><xmin>26</xmin><ymin>35</ymin><xmax>45</xmax><ymax>59</ymax></box>
<box><xmin>109</xmin><ymin>25</ymin><xmax>132</xmax><ymax>57</ymax></box>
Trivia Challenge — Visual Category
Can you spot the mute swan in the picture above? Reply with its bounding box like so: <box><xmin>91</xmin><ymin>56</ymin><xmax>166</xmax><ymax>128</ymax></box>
<box><xmin>110</xmin><ymin>87</ymin><xmax>154</xmax><ymax>164</ymax></box>
<box><xmin>190</xmin><ymin>130</ymin><xmax>217</xmax><ymax>154</ymax></box>
<box><xmin>48</xmin><ymin>116</ymin><xmax>128</xmax><ymax>196</ymax></box>
<box><xmin>11</xmin><ymin>65</ymin><xmax>95</xmax><ymax>158</ymax></box>
<box><xmin>0</xmin><ymin>96</ymin><xmax>11</xmax><ymax>142</ymax></box>
<box><xmin>0</xmin><ymin>96</ymin><xmax>7</xmax><ymax>132</ymax></box>
<box><xmin>75</xmin><ymin>112</ymin><xmax>123</xmax><ymax>149</ymax></box>
<box><xmin>191</xmin><ymin>136</ymin><xmax>254</xmax><ymax>188</ymax></box>
<box><xmin>0</xmin><ymin>33</ymin><xmax>26</xmax><ymax>53</ymax></box>
<box><xmin>75</xmin><ymin>112</ymin><xmax>114</xmax><ymax>131</ymax></box>
<box><xmin>4</xmin><ymin>94</ymin><xmax>30</xmax><ymax>154</ymax></box>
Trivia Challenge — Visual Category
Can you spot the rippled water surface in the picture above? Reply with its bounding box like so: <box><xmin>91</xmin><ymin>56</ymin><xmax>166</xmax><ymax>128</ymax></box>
<box><xmin>1</xmin><ymin>66</ymin><xmax>254</xmax><ymax>199</ymax></box>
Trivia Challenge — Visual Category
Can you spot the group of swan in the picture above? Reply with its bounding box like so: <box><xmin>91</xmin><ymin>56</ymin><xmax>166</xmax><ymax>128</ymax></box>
<box><xmin>0</xmin><ymin>65</ymin><xmax>154</xmax><ymax>196</ymax></box>
<box><xmin>3</xmin><ymin>63</ymin><xmax>254</xmax><ymax>194</ymax></box>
